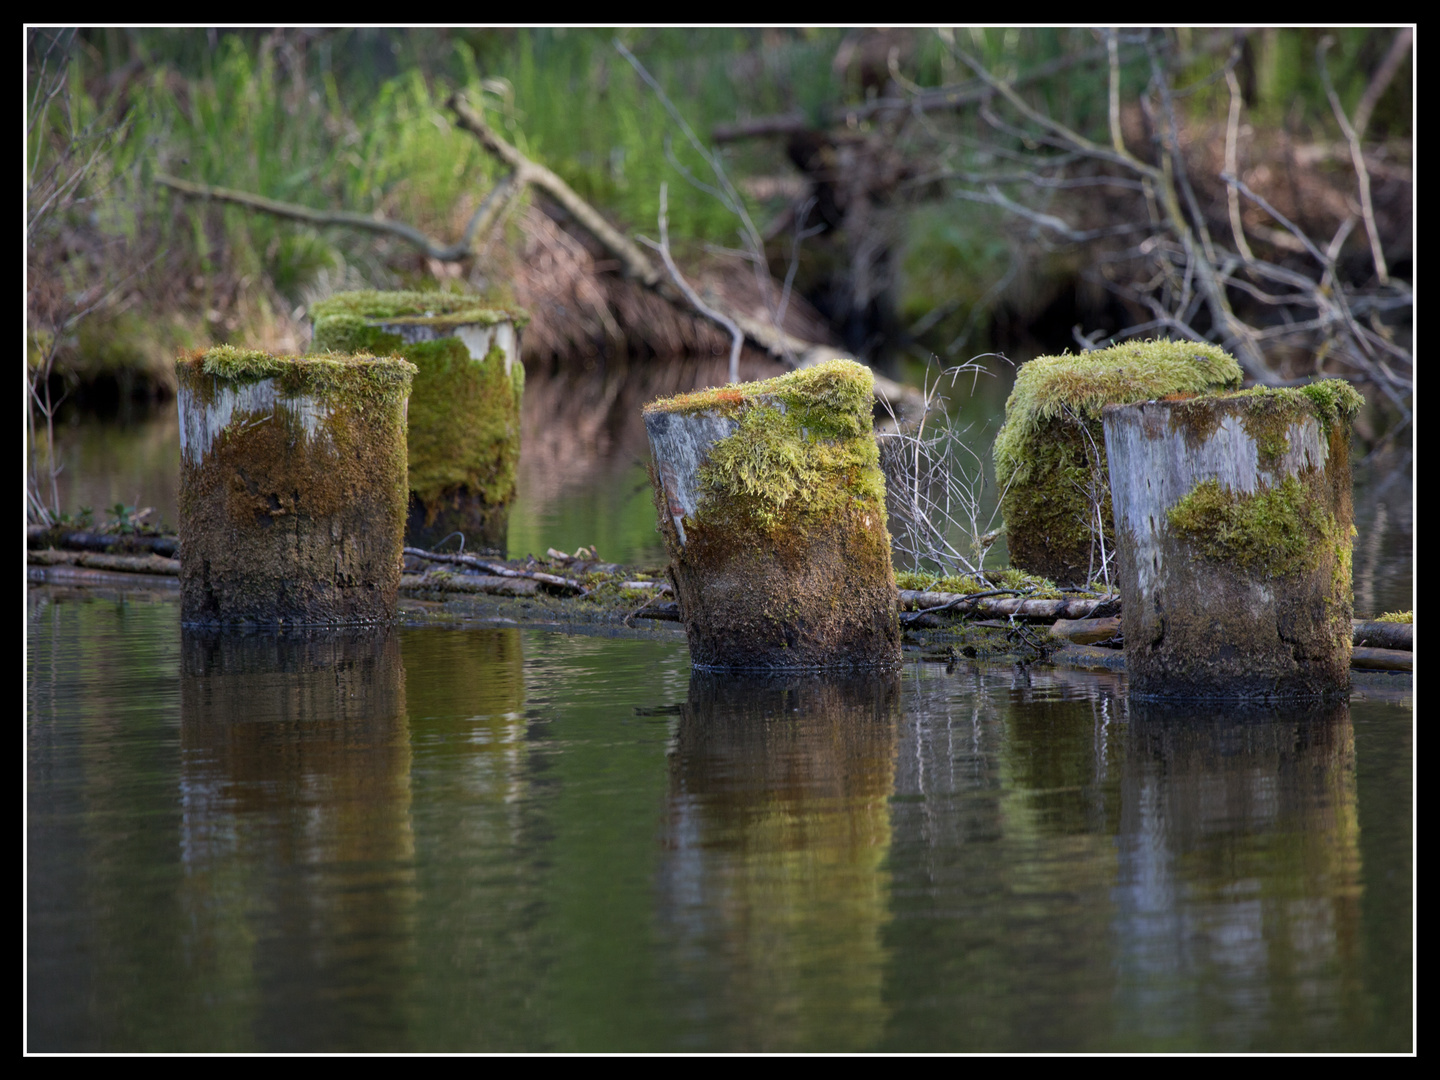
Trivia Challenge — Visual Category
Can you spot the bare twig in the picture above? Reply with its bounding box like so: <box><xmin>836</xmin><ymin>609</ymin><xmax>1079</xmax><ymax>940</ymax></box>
<box><xmin>1317</xmin><ymin>35</ymin><xmax>1390</xmax><ymax>285</ymax></box>
<box><xmin>638</xmin><ymin>184</ymin><xmax>744</xmax><ymax>384</ymax></box>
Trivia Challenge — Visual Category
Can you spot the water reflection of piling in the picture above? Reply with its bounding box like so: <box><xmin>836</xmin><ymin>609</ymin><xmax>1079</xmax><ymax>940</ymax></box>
<box><xmin>1114</xmin><ymin>699</ymin><xmax>1363</xmax><ymax>1047</ymax></box>
<box><xmin>659</xmin><ymin>670</ymin><xmax>900</xmax><ymax>1051</ymax></box>
<box><xmin>178</xmin><ymin>628</ymin><xmax>415</xmax><ymax>1050</ymax></box>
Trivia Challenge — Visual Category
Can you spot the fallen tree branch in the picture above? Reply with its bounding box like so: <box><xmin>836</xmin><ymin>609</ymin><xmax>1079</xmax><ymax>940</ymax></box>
<box><xmin>155</xmin><ymin>170</ymin><xmax>520</xmax><ymax>261</ymax></box>
<box><xmin>403</xmin><ymin>546</ymin><xmax>586</xmax><ymax>594</ymax></box>
<box><xmin>448</xmin><ymin>92</ymin><xmax>662</xmax><ymax>287</ymax></box>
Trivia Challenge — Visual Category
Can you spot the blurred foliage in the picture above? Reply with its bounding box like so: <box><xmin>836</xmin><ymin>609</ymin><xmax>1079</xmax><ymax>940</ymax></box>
<box><xmin>28</xmin><ymin>27</ymin><xmax>1411</xmax><ymax>384</ymax></box>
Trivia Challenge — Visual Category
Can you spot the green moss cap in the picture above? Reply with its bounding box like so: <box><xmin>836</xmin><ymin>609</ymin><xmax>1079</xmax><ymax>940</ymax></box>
<box><xmin>645</xmin><ymin>358</ymin><xmax>875</xmax><ymax>439</ymax></box>
<box><xmin>308</xmin><ymin>289</ymin><xmax>530</xmax><ymax>330</ymax></box>
<box><xmin>177</xmin><ymin>345</ymin><xmax>416</xmax><ymax>405</ymax></box>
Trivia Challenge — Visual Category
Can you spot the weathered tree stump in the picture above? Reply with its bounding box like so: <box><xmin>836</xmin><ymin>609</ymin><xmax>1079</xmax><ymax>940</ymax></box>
<box><xmin>309</xmin><ymin>290</ymin><xmax>529</xmax><ymax>554</ymax></box>
<box><xmin>994</xmin><ymin>339</ymin><xmax>1243</xmax><ymax>586</ymax></box>
<box><xmin>177</xmin><ymin>347</ymin><xmax>416</xmax><ymax>626</ymax></box>
<box><xmin>643</xmin><ymin>359</ymin><xmax>901</xmax><ymax>670</ymax></box>
<box><xmin>1102</xmin><ymin>381</ymin><xmax>1363</xmax><ymax>699</ymax></box>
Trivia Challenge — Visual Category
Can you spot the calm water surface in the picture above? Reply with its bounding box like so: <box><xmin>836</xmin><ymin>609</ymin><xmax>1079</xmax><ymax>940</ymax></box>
<box><xmin>28</xmin><ymin>367</ymin><xmax>1412</xmax><ymax>1051</ymax></box>
<box><xmin>27</xmin><ymin>592</ymin><xmax>1411</xmax><ymax>1052</ymax></box>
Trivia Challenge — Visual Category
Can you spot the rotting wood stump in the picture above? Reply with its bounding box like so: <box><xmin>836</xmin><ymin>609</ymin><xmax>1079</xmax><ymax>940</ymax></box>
<box><xmin>309</xmin><ymin>290</ymin><xmax>529</xmax><ymax>554</ymax></box>
<box><xmin>177</xmin><ymin>347</ymin><xmax>415</xmax><ymax>627</ymax></box>
<box><xmin>643</xmin><ymin>359</ymin><xmax>901</xmax><ymax>671</ymax></box>
<box><xmin>994</xmin><ymin>339</ymin><xmax>1243</xmax><ymax>587</ymax></box>
<box><xmin>1102</xmin><ymin>381</ymin><xmax>1363</xmax><ymax>700</ymax></box>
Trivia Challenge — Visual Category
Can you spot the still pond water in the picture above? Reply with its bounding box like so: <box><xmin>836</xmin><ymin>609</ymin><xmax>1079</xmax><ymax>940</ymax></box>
<box><xmin>28</xmin><ymin>364</ymin><xmax>1413</xmax><ymax>1052</ymax></box>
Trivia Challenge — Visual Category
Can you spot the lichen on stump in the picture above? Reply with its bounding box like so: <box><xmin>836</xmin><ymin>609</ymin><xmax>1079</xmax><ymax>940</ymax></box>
<box><xmin>994</xmin><ymin>339</ymin><xmax>1243</xmax><ymax>586</ymax></box>
<box><xmin>1102</xmin><ymin>381</ymin><xmax>1362</xmax><ymax>700</ymax></box>
<box><xmin>309</xmin><ymin>290</ymin><xmax>529</xmax><ymax>554</ymax></box>
<box><xmin>643</xmin><ymin>359</ymin><xmax>901</xmax><ymax>671</ymax></box>
<box><xmin>177</xmin><ymin>346</ymin><xmax>416</xmax><ymax>627</ymax></box>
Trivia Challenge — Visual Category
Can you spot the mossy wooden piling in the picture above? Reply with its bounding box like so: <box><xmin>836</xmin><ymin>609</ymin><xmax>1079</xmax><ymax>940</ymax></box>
<box><xmin>643</xmin><ymin>359</ymin><xmax>901</xmax><ymax>671</ymax></box>
<box><xmin>994</xmin><ymin>339</ymin><xmax>1243</xmax><ymax>586</ymax></box>
<box><xmin>177</xmin><ymin>347</ymin><xmax>415</xmax><ymax>627</ymax></box>
<box><xmin>309</xmin><ymin>290</ymin><xmax>529</xmax><ymax>554</ymax></box>
<box><xmin>1102</xmin><ymin>381</ymin><xmax>1362</xmax><ymax>699</ymax></box>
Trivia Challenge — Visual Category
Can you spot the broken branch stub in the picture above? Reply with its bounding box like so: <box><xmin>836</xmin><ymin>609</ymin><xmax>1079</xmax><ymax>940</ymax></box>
<box><xmin>644</xmin><ymin>359</ymin><xmax>901</xmax><ymax>671</ymax></box>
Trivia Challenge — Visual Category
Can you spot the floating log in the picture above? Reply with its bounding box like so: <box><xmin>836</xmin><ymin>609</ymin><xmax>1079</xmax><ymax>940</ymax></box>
<box><xmin>309</xmin><ymin>290</ymin><xmax>528</xmax><ymax>555</ymax></box>
<box><xmin>1049</xmin><ymin>616</ymin><xmax>1122</xmax><ymax>644</ymax></box>
<box><xmin>994</xmin><ymin>340</ymin><xmax>1243</xmax><ymax>586</ymax></box>
<box><xmin>644</xmin><ymin>359</ymin><xmax>901</xmax><ymax>670</ymax></box>
<box><xmin>1352</xmin><ymin>618</ymin><xmax>1412</xmax><ymax>652</ymax></box>
<box><xmin>898</xmin><ymin>590</ymin><xmax>1119</xmax><ymax>621</ymax></box>
<box><xmin>176</xmin><ymin>347</ymin><xmax>415</xmax><ymax>627</ymax></box>
<box><xmin>1103</xmin><ymin>381</ymin><xmax>1363</xmax><ymax>699</ymax></box>
<box><xmin>1350</xmin><ymin>647</ymin><xmax>1411</xmax><ymax>672</ymax></box>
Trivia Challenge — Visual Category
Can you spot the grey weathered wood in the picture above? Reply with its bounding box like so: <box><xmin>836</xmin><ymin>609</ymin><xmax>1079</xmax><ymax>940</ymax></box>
<box><xmin>642</xmin><ymin>408</ymin><xmax>741</xmax><ymax>548</ymax></box>
<box><xmin>1103</xmin><ymin>394</ymin><xmax>1353</xmax><ymax>699</ymax></box>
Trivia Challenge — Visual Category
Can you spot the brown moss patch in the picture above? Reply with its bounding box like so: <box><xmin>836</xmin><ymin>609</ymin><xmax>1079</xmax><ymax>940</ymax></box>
<box><xmin>177</xmin><ymin>352</ymin><xmax>412</xmax><ymax>626</ymax></box>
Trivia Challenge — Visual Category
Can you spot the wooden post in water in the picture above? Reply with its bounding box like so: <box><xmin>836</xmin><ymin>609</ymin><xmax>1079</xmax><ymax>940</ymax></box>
<box><xmin>177</xmin><ymin>347</ymin><xmax>415</xmax><ymax>627</ymax></box>
<box><xmin>1102</xmin><ymin>382</ymin><xmax>1362</xmax><ymax>699</ymax></box>
<box><xmin>994</xmin><ymin>339</ymin><xmax>1243</xmax><ymax>586</ymax></box>
<box><xmin>309</xmin><ymin>290</ymin><xmax>528</xmax><ymax>554</ymax></box>
<box><xmin>643</xmin><ymin>359</ymin><xmax>901</xmax><ymax>671</ymax></box>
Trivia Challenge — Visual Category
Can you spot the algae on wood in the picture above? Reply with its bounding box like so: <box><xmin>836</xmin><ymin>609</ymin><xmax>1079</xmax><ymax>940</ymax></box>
<box><xmin>310</xmin><ymin>290</ymin><xmax>529</xmax><ymax>554</ymax></box>
<box><xmin>177</xmin><ymin>347</ymin><xmax>415</xmax><ymax>626</ymax></box>
<box><xmin>644</xmin><ymin>359</ymin><xmax>900</xmax><ymax>670</ymax></box>
<box><xmin>994</xmin><ymin>339</ymin><xmax>1243</xmax><ymax>586</ymax></box>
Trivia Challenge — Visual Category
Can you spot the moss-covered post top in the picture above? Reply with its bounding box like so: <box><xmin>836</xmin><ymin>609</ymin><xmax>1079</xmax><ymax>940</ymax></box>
<box><xmin>176</xmin><ymin>346</ymin><xmax>416</xmax><ymax>465</ymax></box>
<box><xmin>998</xmin><ymin>339</ymin><xmax>1242</xmax><ymax>441</ymax></box>
<box><xmin>643</xmin><ymin>359</ymin><xmax>883</xmax><ymax>536</ymax></box>
<box><xmin>308</xmin><ymin>289</ymin><xmax>531</xmax><ymax>331</ymax></box>
<box><xmin>1101</xmin><ymin>380</ymin><xmax>1360</xmax><ymax>699</ymax></box>
<box><xmin>310</xmin><ymin>289</ymin><xmax>527</xmax><ymax>368</ymax></box>
<box><xmin>645</xmin><ymin>359</ymin><xmax>899</xmax><ymax>670</ymax></box>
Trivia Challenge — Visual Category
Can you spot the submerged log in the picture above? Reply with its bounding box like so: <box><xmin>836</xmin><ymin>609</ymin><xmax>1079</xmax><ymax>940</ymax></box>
<box><xmin>309</xmin><ymin>291</ymin><xmax>528</xmax><ymax>555</ymax></box>
<box><xmin>644</xmin><ymin>359</ymin><xmax>901</xmax><ymax>670</ymax></box>
<box><xmin>176</xmin><ymin>347</ymin><xmax>415</xmax><ymax>627</ymax></box>
<box><xmin>1103</xmin><ymin>381</ymin><xmax>1362</xmax><ymax>699</ymax></box>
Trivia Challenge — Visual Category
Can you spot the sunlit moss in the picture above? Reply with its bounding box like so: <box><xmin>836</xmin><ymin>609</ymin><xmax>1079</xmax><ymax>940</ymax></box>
<box><xmin>1376</xmin><ymin>610</ymin><xmax>1412</xmax><ymax>624</ymax></box>
<box><xmin>993</xmin><ymin>338</ymin><xmax>1243</xmax><ymax>583</ymax></box>
<box><xmin>177</xmin><ymin>345</ymin><xmax>417</xmax><ymax>410</ymax></box>
<box><xmin>1166</xmin><ymin>474</ymin><xmax>1340</xmax><ymax>577</ymax></box>
<box><xmin>309</xmin><ymin>288</ymin><xmax>529</xmax><ymax>330</ymax></box>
